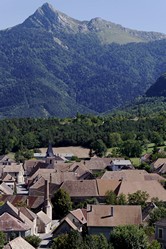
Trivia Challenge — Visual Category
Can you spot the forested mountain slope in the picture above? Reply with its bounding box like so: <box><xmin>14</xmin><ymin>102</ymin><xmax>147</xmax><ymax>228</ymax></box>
<box><xmin>146</xmin><ymin>73</ymin><xmax>166</xmax><ymax>97</ymax></box>
<box><xmin>0</xmin><ymin>3</ymin><xmax>165</xmax><ymax>118</ymax></box>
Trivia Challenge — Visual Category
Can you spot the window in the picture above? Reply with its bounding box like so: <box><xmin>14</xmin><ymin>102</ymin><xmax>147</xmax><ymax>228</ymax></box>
<box><xmin>158</xmin><ymin>228</ymin><xmax>163</xmax><ymax>239</ymax></box>
<box><xmin>160</xmin><ymin>243</ymin><xmax>164</xmax><ymax>249</ymax></box>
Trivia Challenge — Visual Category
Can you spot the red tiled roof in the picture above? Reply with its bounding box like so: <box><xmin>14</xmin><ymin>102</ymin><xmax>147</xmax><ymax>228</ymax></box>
<box><xmin>70</xmin><ymin>209</ymin><xmax>87</xmax><ymax>224</ymax></box>
<box><xmin>4</xmin><ymin>236</ymin><xmax>35</xmax><ymax>249</ymax></box>
<box><xmin>87</xmin><ymin>204</ymin><xmax>142</xmax><ymax>227</ymax></box>
<box><xmin>96</xmin><ymin>179</ymin><xmax>121</xmax><ymax>196</ymax></box>
<box><xmin>60</xmin><ymin>180</ymin><xmax>98</xmax><ymax>197</ymax></box>
<box><xmin>0</xmin><ymin>212</ymin><xmax>30</xmax><ymax>231</ymax></box>
<box><xmin>0</xmin><ymin>195</ymin><xmax>44</xmax><ymax>209</ymax></box>
<box><xmin>118</xmin><ymin>180</ymin><xmax>166</xmax><ymax>201</ymax></box>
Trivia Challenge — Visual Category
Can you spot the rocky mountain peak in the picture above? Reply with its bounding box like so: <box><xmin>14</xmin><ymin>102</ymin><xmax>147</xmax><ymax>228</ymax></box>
<box><xmin>22</xmin><ymin>2</ymin><xmax>86</xmax><ymax>33</ymax></box>
<box><xmin>36</xmin><ymin>2</ymin><xmax>59</xmax><ymax>19</ymax></box>
<box><xmin>40</xmin><ymin>2</ymin><xmax>55</xmax><ymax>11</ymax></box>
<box><xmin>22</xmin><ymin>2</ymin><xmax>61</xmax><ymax>29</ymax></box>
<box><xmin>20</xmin><ymin>2</ymin><xmax>166</xmax><ymax>42</ymax></box>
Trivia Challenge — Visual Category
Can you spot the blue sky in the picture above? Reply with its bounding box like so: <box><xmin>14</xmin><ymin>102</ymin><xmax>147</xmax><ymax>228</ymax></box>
<box><xmin>0</xmin><ymin>0</ymin><xmax>165</xmax><ymax>33</ymax></box>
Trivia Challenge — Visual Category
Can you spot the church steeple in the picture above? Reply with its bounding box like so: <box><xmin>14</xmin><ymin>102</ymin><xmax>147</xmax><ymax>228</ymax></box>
<box><xmin>45</xmin><ymin>142</ymin><xmax>55</xmax><ymax>166</ymax></box>
<box><xmin>46</xmin><ymin>142</ymin><xmax>54</xmax><ymax>158</ymax></box>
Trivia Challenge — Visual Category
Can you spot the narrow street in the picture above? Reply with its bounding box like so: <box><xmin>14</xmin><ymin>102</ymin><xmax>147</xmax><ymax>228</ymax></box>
<box><xmin>39</xmin><ymin>232</ymin><xmax>52</xmax><ymax>248</ymax></box>
<box><xmin>38</xmin><ymin>220</ymin><xmax>59</xmax><ymax>248</ymax></box>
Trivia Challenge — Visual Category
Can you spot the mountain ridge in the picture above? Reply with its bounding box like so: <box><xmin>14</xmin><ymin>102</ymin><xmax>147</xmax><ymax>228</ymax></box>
<box><xmin>0</xmin><ymin>3</ymin><xmax>165</xmax><ymax>118</ymax></box>
<box><xmin>20</xmin><ymin>3</ymin><xmax>166</xmax><ymax>44</ymax></box>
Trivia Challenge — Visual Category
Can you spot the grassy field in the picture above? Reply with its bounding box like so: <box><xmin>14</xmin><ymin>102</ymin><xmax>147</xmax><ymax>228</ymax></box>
<box><xmin>130</xmin><ymin>158</ymin><xmax>140</xmax><ymax>167</ymax></box>
<box><xmin>107</xmin><ymin>142</ymin><xmax>166</xmax><ymax>167</ymax></box>
<box><xmin>40</xmin><ymin>146</ymin><xmax>90</xmax><ymax>158</ymax></box>
<box><xmin>7</xmin><ymin>152</ymin><xmax>15</xmax><ymax>160</ymax></box>
<box><xmin>142</xmin><ymin>142</ymin><xmax>166</xmax><ymax>154</ymax></box>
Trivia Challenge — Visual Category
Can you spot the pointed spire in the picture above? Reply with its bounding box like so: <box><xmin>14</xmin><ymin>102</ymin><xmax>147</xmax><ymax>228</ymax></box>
<box><xmin>46</xmin><ymin>142</ymin><xmax>54</xmax><ymax>158</ymax></box>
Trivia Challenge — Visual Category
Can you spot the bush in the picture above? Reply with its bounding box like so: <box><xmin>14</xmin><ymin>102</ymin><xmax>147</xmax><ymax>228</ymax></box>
<box><xmin>25</xmin><ymin>235</ymin><xmax>42</xmax><ymax>248</ymax></box>
<box><xmin>0</xmin><ymin>231</ymin><xmax>6</xmax><ymax>249</ymax></box>
<box><xmin>110</xmin><ymin>225</ymin><xmax>149</xmax><ymax>249</ymax></box>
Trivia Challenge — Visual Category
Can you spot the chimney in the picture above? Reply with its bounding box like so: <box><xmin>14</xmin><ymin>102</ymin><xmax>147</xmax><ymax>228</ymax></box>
<box><xmin>50</xmin><ymin>173</ymin><xmax>52</xmax><ymax>183</ymax></box>
<box><xmin>18</xmin><ymin>209</ymin><xmax>24</xmax><ymax>222</ymax></box>
<box><xmin>87</xmin><ymin>205</ymin><xmax>93</xmax><ymax>212</ymax></box>
<box><xmin>18</xmin><ymin>209</ymin><xmax>21</xmax><ymax>217</ymax></box>
<box><xmin>44</xmin><ymin>180</ymin><xmax>49</xmax><ymax>204</ymax></box>
<box><xmin>111</xmin><ymin>207</ymin><xmax>114</xmax><ymax>217</ymax></box>
<box><xmin>44</xmin><ymin>179</ymin><xmax>52</xmax><ymax>219</ymax></box>
<box><xmin>26</xmin><ymin>198</ymin><xmax>29</xmax><ymax>208</ymax></box>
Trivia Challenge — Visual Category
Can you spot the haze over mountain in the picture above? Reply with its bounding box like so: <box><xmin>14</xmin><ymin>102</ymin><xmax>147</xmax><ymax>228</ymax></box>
<box><xmin>0</xmin><ymin>2</ymin><xmax>165</xmax><ymax>118</ymax></box>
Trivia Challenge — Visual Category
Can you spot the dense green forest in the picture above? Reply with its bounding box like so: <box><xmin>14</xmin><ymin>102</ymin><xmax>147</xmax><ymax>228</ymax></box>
<box><xmin>0</xmin><ymin>3</ymin><xmax>165</xmax><ymax>118</ymax></box>
<box><xmin>0</xmin><ymin>111</ymin><xmax>166</xmax><ymax>156</ymax></box>
<box><xmin>112</xmin><ymin>96</ymin><xmax>166</xmax><ymax>117</ymax></box>
<box><xmin>111</xmin><ymin>73</ymin><xmax>166</xmax><ymax>117</ymax></box>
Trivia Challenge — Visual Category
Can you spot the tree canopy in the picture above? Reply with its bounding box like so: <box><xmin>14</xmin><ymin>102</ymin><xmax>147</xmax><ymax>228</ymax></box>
<box><xmin>110</xmin><ymin>225</ymin><xmax>149</xmax><ymax>249</ymax></box>
<box><xmin>52</xmin><ymin>189</ymin><xmax>72</xmax><ymax>218</ymax></box>
<box><xmin>149</xmin><ymin>207</ymin><xmax>166</xmax><ymax>226</ymax></box>
<box><xmin>128</xmin><ymin>190</ymin><xmax>149</xmax><ymax>208</ymax></box>
<box><xmin>0</xmin><ymin>231</ymin><xmax>6</xmax><ymax>249</ymax></box>
<box><xmin>52</xmin><ymin>231</ymin><xmax>111</xmax><ymax>249</ymax></box>
<box><xmin>0</xmin><ymin>112</ymin><xmax>166</xmax><ymax>159</ymax></box>
<box><xmin>25</xmin><ymin>235</ymin><xmax>42</xmax><ymax>248</ymax></box>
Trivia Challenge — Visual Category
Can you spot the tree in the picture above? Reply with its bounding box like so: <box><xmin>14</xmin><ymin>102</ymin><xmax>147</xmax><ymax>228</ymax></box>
<box><xmin>52</xmin><ymin>189</ymin><xmax>72</xmax><ymax>218</ymax></box>
<box><xmin>67</xmin><ymin>230</ymin><xmax>83</xmax><ymax>249</ymax></box>
<box><xmin>110</xmin><ymin>225</ymin><xmax>149</xmax><ymax>249</ymax></box>
<box><xmin>149</xmin><ymin>207</ymin><xmax>166</xmax><ymax>226</ymax></box>
<box><xmin>52</xmin><ymin>234</ymin><xmax>68</xmax><ymax>249</ymax></box>
<box><xmin>128</xmin><ymin>190</ymin><xmax>149</xmax><ymax>208</ymax></box>
<box><xmin>89</xmin><ymin>148</ymin><xmax>94</xmax><ymax>157</ymax></box>
<box><xmin>151</xmin><ymin>132</ymin><xmax>164</xmax><ymax>146</ymax></box>
<box><xmin>105</xmin><ymin>190</ymin><xmax>117</xmax><ymax>205</ymax></box>
<box><xmin>143</xmin><ymin>226</ymin><xmax>155</xmax><ymax>242</ymax></box>
<box><xmin>105</xmin><ymin>191</ymin><xmax>127</xmax><ymax>205</ymax></box>
<box><xmin>111</xmin><ymin>147</ymin><xmax>120</xmax><ymax>157</ymax></box>
<box><xmin>92</xmin><ymin>234</ymin><xmax>110</xmax><ymax>249</ymax></box>
<box><xmin>23</xmin><ymin>132</ymin><xmax>39</xmax><ymax>149</ymax></box>
<box><xmin>70</xmin><ymin>156</ymin><xmax>81</xmax><ymax>162</ymax></box>
<box><xmin>150</xmin><ymin>197</ymin><xmax>164</xmax><ymax>207</ymax></box>
<box><xmin>51</xmin><ymin>231</ymin><xmax>83</xmax><ymax>249</ymax></box>
<box><xmin>148</xmin><ymin>240</ymin><xmax>161</xmax><ymax>249</ymax></box>
<box><xmin>116</xmin><ymin>193</ymin><xmax>127</xmax><ymax>205</ymax></box>
<box><xmin>15</xmin><ymin>149</ymin><xmax>33</xmax><ymax>163</ymax></box>
<box><xmin>84</xmin><ymin>234</ymin><xmax>109</xmax><ymax>249</ymax></box>
<box><xmin>74</xmin><ymin>197</ymin><xmax>99</xmax><ymax>209</ymax></box>
<box><xmin>109</xmin><ymin>132</ymin><xmax>122</xmax><ymax>147</ymax></box>
<box><xmin>139</xmin><ymin>162</ymin><xmax>151</xmax><ymax>173</ymax></box>
<box><xmin>119</xmin><ymin>139</ymin><xmax>143</xmax><ymax>157</ymax></box>
<box><xmin>0</xmin><ymin>231</ymin><xmax>6</xmax><ymax>249</ymax></box>
<box><xmin>25</xmin><ymin>235</ymin><xmax>42</xmax><ymax>248</ymax></box>
<box><xmin>91</xmin><ymin>139</ymin><xmax>107</xmax><ymax>157</ymax></box>
<box><xmin>52</xmin><ymin>232</ymin><xmax>111</xmax><ymax>249</ymax></box>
